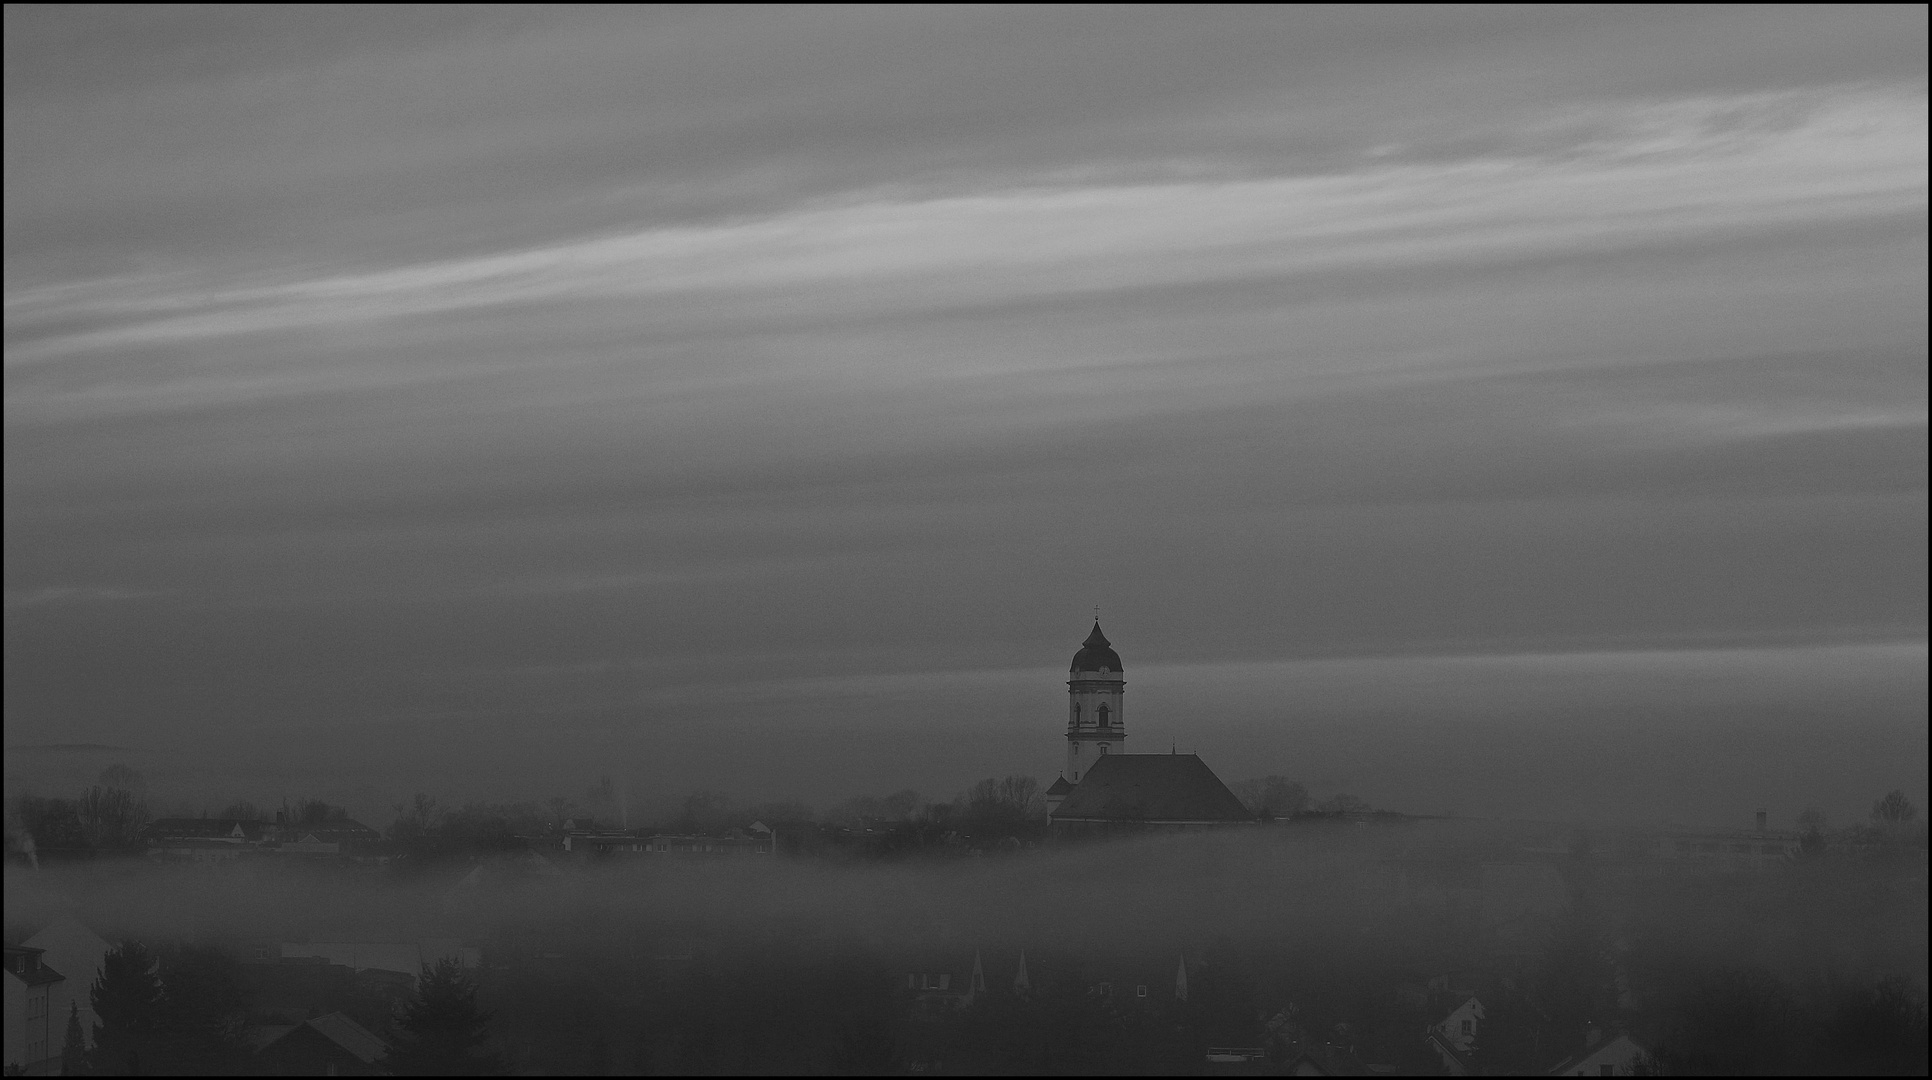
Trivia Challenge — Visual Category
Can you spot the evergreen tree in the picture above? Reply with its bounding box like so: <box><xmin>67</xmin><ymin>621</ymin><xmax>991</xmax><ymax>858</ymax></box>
<box><xmin>153</xmin><ymin>943</ymin><xmax>248</xmax><ymax>1073</ymax></box>
<box><xmin>90</xmin><ymin>941</ymin><xmax>162</xmax><ymax>1075</ymax></box>
<box><xmin>61</xmin><ymin>1001</ymin><xmax>90</xmax><ymax>1076</ymax></box>
<box><xmin>388</xmin><ymin>958</ymin><xmax>500</xmax><ymax>1075</ymax></box>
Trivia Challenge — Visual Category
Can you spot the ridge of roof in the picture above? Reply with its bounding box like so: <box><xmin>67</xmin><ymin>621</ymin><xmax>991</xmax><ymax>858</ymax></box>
<box><xmin>1051</xmin><ymin>754</ymin><xmax>1253</xmax><ymax>823</ymax></box>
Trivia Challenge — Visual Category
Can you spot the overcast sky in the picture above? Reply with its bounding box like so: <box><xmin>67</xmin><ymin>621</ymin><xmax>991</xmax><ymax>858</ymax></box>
<box><xmin>5</xmin><ymin>6</ymin><xmax>1925</xmax><ymax>823</ymax></box>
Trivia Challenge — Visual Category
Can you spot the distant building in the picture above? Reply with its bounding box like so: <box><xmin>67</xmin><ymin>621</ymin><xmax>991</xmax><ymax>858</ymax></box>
<box><xmin>141</xmin><ymin>816</ymin><xmax>383</xmax><ymax>861</ymax></box>
<box><xmin>276</xmin><ymin>939</ymin><xmax>478</xmax><ymax>981</ymax></box>
<box><xmin>1651</xmin><ymin>821</ymin><xmax>1799</xmax><ymax>871</ymax></box>
<box><xmin>899</xmin><ymin>948</ymin><xmax>988</xmax><ymax>1019</ymax></box>
<box><xmin>564</xmin><ymin>831</ymin><xmax>771</xmax><ymax>856</ymax></box>
<box><xmin>20</xmin><ymin>917</ymin><xmax>109</xmax><ymax>1056</ymax></box>
<box><xmin>1046</xmin><ymin>622</ymin><xmax>1255</xmax><ymax>831</ymax></box>
<box><xmin>2</xmin><ymin>945</ymin><xmax>64</xmax><ymax>1076</ymax></box>
<box><xmin>252</xmin><ymin>1011</ymin><xmax>388</xmax><ymax>1076</ymax></box>
<box><xmin>272</xmin><ymin>819</ymin><xmax>383</xmax><ymax>856</ymax></box>
<box><xmin>143</xmin><ymin>817</ymin><xmax>267</xmax><ymax>861</ymax></box>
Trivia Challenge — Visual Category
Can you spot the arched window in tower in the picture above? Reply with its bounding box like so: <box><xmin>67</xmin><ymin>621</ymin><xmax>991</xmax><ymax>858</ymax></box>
<box><xmin>1072</xmin><ymin>703</ymin><xmax>1081</xmax><ymax>722</ymax></box>
<box><xmin>1097</xmin><ymin>704</ymin><xmax>1110</xmax><ymax>729</ymax></box>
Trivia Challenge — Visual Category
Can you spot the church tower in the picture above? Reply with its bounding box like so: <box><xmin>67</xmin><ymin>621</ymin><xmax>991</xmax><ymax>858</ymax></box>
<box><xmin>1065</xmin><ymin>621</ymin><xmax>1125</xmax><ymax>782</ymax></box>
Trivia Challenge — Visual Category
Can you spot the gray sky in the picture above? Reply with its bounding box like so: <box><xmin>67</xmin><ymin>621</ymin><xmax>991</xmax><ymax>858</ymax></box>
<box><xmin>5</xmin><ymin>6</ymin><xmax>1925</xmax><ymax>824</ymax></box>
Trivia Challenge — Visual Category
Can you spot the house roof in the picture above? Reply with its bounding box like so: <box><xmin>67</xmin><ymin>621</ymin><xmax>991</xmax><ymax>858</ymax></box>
<box><xmin>303</xmin><ymin>1012</ymin><xmax>388</xmax><ymax>1064</ymax></box>
<box><xmin>1051</xmin><ymin>754</ymin><xmax>1254</xmax><ymax>823</ymax></box>
<box><xmin>1547</xmin><ymin>1033</ymin><xmax>1647</xmax><ymax>1076</ymax></box>
<box><xmin>1045</xmin><ymin>776</ymin><xmax>1074</xmax><ymax>796</ymax></box>
<box><xmin>1070</xmin><ymin>622</ymin><xmax>1124</xmax><ymax>673</ymax></box>
<box><xmin>286</xmin><ymin>820</ymin><xmax>381</xmax><ymax>841</ymax></box>
<box><xmin>3</xmin><ymin>945</ymin><xmax>65</xmax><ymax>986</ymax></box>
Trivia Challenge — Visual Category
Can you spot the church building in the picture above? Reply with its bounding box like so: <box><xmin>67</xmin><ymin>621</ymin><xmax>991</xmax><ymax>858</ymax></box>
<box><xmin>1044</xmin><ymin>622</ymin><xmax>1254</xmax><ymax>830</ymax></box>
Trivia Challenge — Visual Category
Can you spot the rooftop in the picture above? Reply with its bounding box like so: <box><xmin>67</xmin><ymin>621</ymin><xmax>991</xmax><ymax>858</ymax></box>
<box><xmin>1051</xmin><ymin>753</ymin><xmax>1254</xmax><ymax>824</ymax></box>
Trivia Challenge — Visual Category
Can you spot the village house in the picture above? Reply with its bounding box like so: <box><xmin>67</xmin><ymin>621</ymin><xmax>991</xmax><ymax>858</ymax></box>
<box><xmin>20</xmin><ymin>917</ymin><xmax>109</xmax><ymax>1058</ymax></box>
<box><xmin>2</xmin><ymin>945</ymin><xmax>64</xmax><ymax>1076</ymax></box>
<box><xmin>1427</xmin><ymin>996</ymin><xmax>1485</xmax><ymax>1076</ymax></box>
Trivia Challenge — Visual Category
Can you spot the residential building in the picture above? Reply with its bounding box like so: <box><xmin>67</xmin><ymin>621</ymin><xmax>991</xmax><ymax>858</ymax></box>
<box><xmin>3</xmin><ymin>945</ymin><xmax>64</xmax><ymax>1076</ymax></box>
<box><xmin>1427</xmin><ymin>996</ymin><xmax>1485</xmax><ymax>1075</ymax></box>
<box><xmin>20</xmin><ymin>917</ymin><xmax>109</xmax><ymax>1056</ymax></box>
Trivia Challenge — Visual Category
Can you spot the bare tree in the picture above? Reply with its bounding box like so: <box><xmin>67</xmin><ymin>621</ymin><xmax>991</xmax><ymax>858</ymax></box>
<box><xmin>96</xmin><ymin>764</ymin><xmax>145</xmax><ymax>792</ymax></box>
<box><xmin>76</xmin><ymin>786</ymin><xmax>148</xmax><ymax>849</ymax></box>
<box><xmin>1870</xmin><ymin>790</ymin><xmax>1916</xmax><ymax>825</ymax></box>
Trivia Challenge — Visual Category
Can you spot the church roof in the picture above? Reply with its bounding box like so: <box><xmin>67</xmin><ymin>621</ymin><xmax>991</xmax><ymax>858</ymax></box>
<box><xmin>1051</xmin><ymin>754</ymin><xmax>1254</xmax><ymax>824</ymax></box>
<box><xmin>1070</xmin><ymin>621</ymin><xmax>1123</xmax><ymax>673</ymax></box>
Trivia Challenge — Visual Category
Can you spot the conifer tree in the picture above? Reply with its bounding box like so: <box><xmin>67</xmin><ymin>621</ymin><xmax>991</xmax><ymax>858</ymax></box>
<box><xmin>90</xmin><ymin>941</ymin><xmax>162</xmax><ymax>1075</ymax></box>
<box><xmin>61</xmin><ymin>1001</ymin><xmax>89</xmax><ymax>1076</ymax></box>
<box><xmin>387</xmin><ymin>958</ymin><xmax>500</xmax><ymax>1075</ymax></box>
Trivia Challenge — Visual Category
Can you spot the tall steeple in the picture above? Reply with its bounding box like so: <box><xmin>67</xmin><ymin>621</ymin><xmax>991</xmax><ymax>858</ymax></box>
<box><xmin>1065</xmin><ymin>620</ymin><xmax>1125</xmax><ymax>782</ymax></box>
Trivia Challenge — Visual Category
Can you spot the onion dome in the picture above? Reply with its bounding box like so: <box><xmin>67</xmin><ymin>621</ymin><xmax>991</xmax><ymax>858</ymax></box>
<box><xmin>1070</xmin><ymin>621</ymin><xmax>1123</xmax><ymax>673</ymax></box>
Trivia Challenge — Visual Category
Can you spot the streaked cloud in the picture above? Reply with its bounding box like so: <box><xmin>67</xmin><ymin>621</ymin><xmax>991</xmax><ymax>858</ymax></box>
<box><xmin>8</xmin><ymin>86</ymin><xmax>1921</xmax><ymax>371</ymax></box>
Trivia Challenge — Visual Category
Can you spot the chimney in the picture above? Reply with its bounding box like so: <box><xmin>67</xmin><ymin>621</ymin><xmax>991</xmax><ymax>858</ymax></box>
<box><xmin>1755</xmin><ymin>809</ymin><xmax>1767</xmax><ymax>832</ymax></box>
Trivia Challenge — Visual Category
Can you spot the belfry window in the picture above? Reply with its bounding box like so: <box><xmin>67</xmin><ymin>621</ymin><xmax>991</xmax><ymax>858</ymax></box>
<box><xmin>1097</xmin><ymin>704</ymin><xmax>1110</xmax><ymax>728</ymax></box>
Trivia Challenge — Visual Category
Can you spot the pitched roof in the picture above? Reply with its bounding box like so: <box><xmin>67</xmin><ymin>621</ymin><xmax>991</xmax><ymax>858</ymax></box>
<box><xmin>1045</xmin><ymin>776</ymin><xmax>1074</xmax><ymax>796</ymax></box>
<box><xmin>1051</xmin><ymin>754</ymin><xmax>1254</xmax><ymax>824</ymax></box>
<box><xmin>3</xmin><ymin>945</ymin><xmax>65</xmax><ymax>986</ymax></box>
<box><xmin>303</xmin><ymin>1012</ymin><xmax>388</xmax><ymax>1064</ymax></box>
<box><xmin>1547</xmin><ymin>1033</ymin><xmax>1648</xmax><ymax>1076</ymax></box>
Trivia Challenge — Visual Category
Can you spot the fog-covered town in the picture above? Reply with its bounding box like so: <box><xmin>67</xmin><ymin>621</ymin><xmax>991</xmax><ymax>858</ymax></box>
<box><xmin>6</xmin><ymin>5</ymin><xmax>1927</xmax><ymax>1075</ymax></box>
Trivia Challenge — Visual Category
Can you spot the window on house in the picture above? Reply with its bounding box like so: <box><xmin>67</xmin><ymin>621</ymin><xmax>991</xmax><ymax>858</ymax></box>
<box><xmin>1099</xmin><ymin>744</ymin><xmax>1109</xmax><ymax>754</ymax></box>
<box><xmin>1461</xmin><ymin>1019</ymin><xmax>1473</xmax><ymax>1035</ymax></box>
<box><xmin>1136</xmin><ymin>985</ymin><xmax>1148</xmax><ymax>998</ymax></box>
